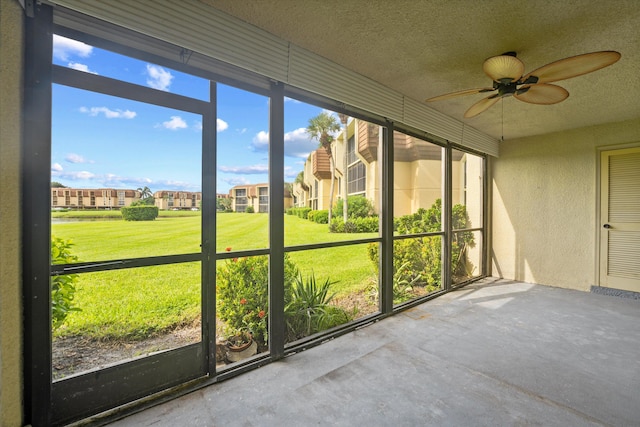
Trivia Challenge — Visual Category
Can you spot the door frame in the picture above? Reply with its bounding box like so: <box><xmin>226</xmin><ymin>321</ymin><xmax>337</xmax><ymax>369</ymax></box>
<box><xmin>595</xmin><ymin>142</ymin><xmax>640</xmax><ymax>290</ymax></box>
<box><xmin>23</xmin><ymin>6</ymin><xmax>220</xmax><ymax>424</ymax></box>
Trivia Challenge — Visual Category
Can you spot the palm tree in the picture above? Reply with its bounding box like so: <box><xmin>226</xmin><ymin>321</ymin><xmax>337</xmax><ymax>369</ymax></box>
<box><xmin>137</xmin><ymin>186</ymin><xmax>153</xmax><ymax>200</ymax></box>
<box><xmin>337</xmin><ymin>113</ymin><xmax>349</xmax><ymax>223</ymax></box>
<box><xmin>307</xmin><ymin>112</ymin><xmax>340</xmax><ymax>224</ymax></box>
<box><xmin>136</xmin><ymin>186</ymin><xmax>154</xmax><ymax>206</ymax></box>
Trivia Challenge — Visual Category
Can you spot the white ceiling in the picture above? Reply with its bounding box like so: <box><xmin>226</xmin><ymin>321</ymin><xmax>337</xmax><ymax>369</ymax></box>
<box><xmin>202</xmin><ymin>0</ymin><xmax>640</xmax><ymax>141</ymax></box>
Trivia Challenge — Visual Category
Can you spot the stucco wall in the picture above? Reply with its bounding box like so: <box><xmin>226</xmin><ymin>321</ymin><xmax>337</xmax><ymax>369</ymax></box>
<box><xmin>0</xmin><ymin>1</ymin><xmax>24</xmax><ymax>425</ymax></box>
<box><xmin>491</xmin><ymin>118</ymin><xmax>640</xmax><ymax>291</ymax></box>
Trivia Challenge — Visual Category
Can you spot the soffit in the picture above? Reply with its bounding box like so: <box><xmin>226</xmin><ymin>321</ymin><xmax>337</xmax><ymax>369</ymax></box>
<box><xmin>203</xmin><ymin>0</ymin><xmax>640</xmax><ymax>141</ymax></box>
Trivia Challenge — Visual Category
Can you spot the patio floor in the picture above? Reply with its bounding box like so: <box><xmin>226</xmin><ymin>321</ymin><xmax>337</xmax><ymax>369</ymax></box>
<box><xmin>108</xmin><ymin>278</ymin><xmax>640</xmax><ymax>426</ymax></box>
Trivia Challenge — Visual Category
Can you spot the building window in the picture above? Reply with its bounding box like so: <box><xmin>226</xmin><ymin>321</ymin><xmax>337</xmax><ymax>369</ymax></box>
<box><xmin>65</xmin><ymin>190</ymin><xmax>70</xmax><ymax>206</ymax></box>
<box><xmin>52</xmin><ymin>191</ymin><xmax>58</xmax><ymax>206</ymax></box>
<box><xmin>348</xmin><ymin>162</ymin><xmax>366</xmax><ymax>195</ymax></box>
<box><xmin>78</xmin><ymin>192</ymin><xmax>83</xmax><ymax>206</ymax></box>
<box><xmin>235</xmin><ymin>188</ymin><xmax>247</xmax><ymax>212</ymax></box>
<box><xmin>168</xmin><ymin>193</ymin><xmax>174</xmax><ymax>207</ymax></box>
<box><xmin>90</xmin><ymin>191</ymin><xmax>95</xmax><ymax>206</ymax></box>
<box><xmin>347</xmin><ymin>136</ymin><xmax>366</xmax><ymax>195</ymax></box>
<box><xmin>258</xmin><ymin>187</ymin><xmax>268</xmax><ymax>212</ymax></box>
<box><xmin>118</xmin><ymin>191</ymin><xmax>125</xmax><ymax>207</ymax></box>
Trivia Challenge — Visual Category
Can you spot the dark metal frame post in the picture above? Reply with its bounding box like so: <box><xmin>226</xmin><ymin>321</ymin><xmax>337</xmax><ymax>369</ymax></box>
<box><xmin>22</xmin><ymin>3</ymin><xmax>54</xmax><ymax>425</ymax></box>
<box><xmin>443</xmin><ymin>146</ymin><xmax>453</xmax><ymax>291</ymax></box>
<box><xmin>268</xmin><ymin>81</ymin><xmax>285</xmax><ymax>358</ymax></box>
<box><xmin>202</xmin><ymin>81</ymin><xmax>217</xmax><ymax>374</ymax></box>
<box><xmin>381</xmin><ymin>123</ymin><xmax>394</xmax><ymax>313</ymax></box>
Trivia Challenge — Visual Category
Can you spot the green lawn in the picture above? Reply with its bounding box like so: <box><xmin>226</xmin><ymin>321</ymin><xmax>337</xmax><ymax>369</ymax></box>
<box><xmin>52</xmin><ymin>213</ymin><xmax>377</xmax><ymax>340</ymax></box>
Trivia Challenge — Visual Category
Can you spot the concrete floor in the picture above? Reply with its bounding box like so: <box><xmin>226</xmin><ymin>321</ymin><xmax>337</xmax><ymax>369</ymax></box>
<box><xmin>110</xmin><ymin>278</ymin><xmax>640</xmax><ymax>426</ymax></box>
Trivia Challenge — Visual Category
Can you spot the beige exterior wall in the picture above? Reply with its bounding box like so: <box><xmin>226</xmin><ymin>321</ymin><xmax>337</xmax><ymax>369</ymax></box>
<box><xmin>491</xmin><ymin>117</ymin><xmax>640</xmax><ymax>291</ymax></box>
<box><xmin>0</xmin><ymin>1</ymin><xmax>24</xmax><ymax>425</ymax></box>
<box><xmin>52</xmin><ymin>188</ymin><xmax>140</xmax><ymax>209</ymax></box>
<box><xmin>154</xmin><ymin>191</ymin><xmax>201</xmax><ymax>210</ymax></box>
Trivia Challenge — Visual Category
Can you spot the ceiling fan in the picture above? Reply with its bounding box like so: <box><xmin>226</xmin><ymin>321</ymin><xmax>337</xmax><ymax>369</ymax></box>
<box><xmin>425</xmin><ymin>51</ymin><xmax>621</xmax><ymax>118</ymax></box>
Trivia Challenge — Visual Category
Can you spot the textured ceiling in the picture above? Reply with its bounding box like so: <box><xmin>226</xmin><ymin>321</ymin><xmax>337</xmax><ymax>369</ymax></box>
<box><xmin>202</xmin><ymin>0</ymin><xmax>640</xmax><ymax>141</ymax></box>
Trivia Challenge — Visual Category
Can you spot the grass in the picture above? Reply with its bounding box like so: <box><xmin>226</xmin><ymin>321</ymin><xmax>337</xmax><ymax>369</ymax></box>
<box><xmin>52</xmin><ymin>209</ymin><xmax>201</xmax><ymax>219</ymax></box>
<box><xmin>52</xmin><ymin>213</ymin><xmax>377</xmax><ymax>340</ymax></box>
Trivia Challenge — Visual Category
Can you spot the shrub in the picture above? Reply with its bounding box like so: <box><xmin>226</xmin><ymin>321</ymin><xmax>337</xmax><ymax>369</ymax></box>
<box><xmin>245</xmin><ymin>205</ymin><xmax>255</xmax><ymax>213</ymax></box>
<box><xmin>352</xmin><ymin>216</ymin><xmax>379</xmax><ymax>232</ymax></box>
<box><xmin>284</xmin><ymin>272</ymin><xmax>351</xmax><ymax>341</ymax></box>
<box><xmin>310</xmin><ymin>210</ymin><xmax>328</xmax><ymax>224</ymax></box>
<box><xmin>51</xmin><ymin>237</ymin><xmax>81</xmax><ymax>330</ymax></box>
<box><xmin>369</xmin><ymin>199</ymin><xmax>475</xmax><ymax>289</ymax></box>
<box><xmin>121</xmin><ymin>205</ymin><xmax>159</xmax><ymax>221</ymax></box>
<box><xmin>216</xmin><ymin>253</ymin><xmax>298</xmax><ymax>345</ymax></box>
<box><xmin>131</xmin><ymin>198</ymin><xmax>154</xmax><ymax>206</ymax></box>
<box><xmin>329</xmin><ymin>216</ymin><xmax>378</xmax><ymax>233</ymax></box>
<box><xmin>333</xmin><ymin>195</ymin><xmax>374</xmax><ymax>219</ymax></box>
<box><xmin>288</xmin><ymin>207</ymin><xmax>311</xmax><ymax>219</ymax></box>
<box><xmin>367</xmin><ymin>260</ymin><xmax>421</xmax><ymax>305</ymax></box>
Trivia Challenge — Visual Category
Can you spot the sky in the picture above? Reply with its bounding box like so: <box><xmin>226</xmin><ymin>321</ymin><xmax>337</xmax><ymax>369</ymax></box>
<box><xmin>51</xmin><ymin>34</ymin><xmax>337</xmax><ymax>194</ymax></box>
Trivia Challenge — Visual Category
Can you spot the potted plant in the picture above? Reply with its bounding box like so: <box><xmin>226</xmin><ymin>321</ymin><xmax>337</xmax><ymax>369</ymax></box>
<box><xmin>225</xmin><ymin>329</ymin><xmax>257</xmax><ymax>363</ymax></box>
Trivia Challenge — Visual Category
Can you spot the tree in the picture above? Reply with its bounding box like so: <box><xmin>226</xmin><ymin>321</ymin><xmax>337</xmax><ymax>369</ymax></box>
<box><xmin>307</xmin><ymin>112</ymin><xmax>340</xmax><ymax>224</ymax></box>
<box><xmin>137</xmin><ymin>186</ymin><xmax>153</xmax><ymax>200</ymax></box>
<box><xmin>51</xmin><ymin>181</ymin><xmax>67</xmax><ymax>188</ymax></box>
<box><xmin>217</xmin><ymin>197</ymin><xmax>232</xmax><ymax>212</ymax></box>
<box><xmin>337</xmin><ymin>113</ymin><xmax>349</xmax><ymax>223</ymax></box>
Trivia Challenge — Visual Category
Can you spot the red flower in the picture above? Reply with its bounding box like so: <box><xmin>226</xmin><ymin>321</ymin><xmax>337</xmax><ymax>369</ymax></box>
<box><xmin>225</xmin><ymin>247</ymin><xmax>232</xmax><ymax>252</ymax></box>
<box><xmin>232</xmin><ymin>258</ymin><xmax>238</xmax><ymax>262</ymax></box>
<box><xmin>258</xmin><ymin>310</ymin><xmax>265</xmax><ymax>318</ymax></box>
<box><xmin>240</xmin><ymin>298</ymin><xmax>247</xmax><ymax>305</ymax></box>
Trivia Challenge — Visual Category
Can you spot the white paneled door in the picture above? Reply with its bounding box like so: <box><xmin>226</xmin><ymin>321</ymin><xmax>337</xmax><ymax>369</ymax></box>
<box><xmin>599</xmin><ymin>147</ymin><xmax>640</xmax><ymax>292</ymax></box>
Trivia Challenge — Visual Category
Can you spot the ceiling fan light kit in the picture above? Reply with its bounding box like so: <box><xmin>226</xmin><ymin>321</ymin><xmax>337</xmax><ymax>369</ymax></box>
<box><xmin>426</xmin><ymin>50</ymin><xmax>621</xmax><ymax>118</ymax></box>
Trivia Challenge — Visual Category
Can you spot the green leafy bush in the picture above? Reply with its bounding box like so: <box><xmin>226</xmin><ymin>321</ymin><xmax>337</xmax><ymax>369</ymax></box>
<box><xmin>216</xmin><ymin>253</ymin><xmax>298</xmax><ymax>345</ymax></box>
<box><xmin>51</xmin><ymin>237</ymin><xmax>81</xmax><ymax>330</ymax></box>
<box><xmin>369</xmin><ymin>199</ymin><xmax>475</xmax><ymax>290</ymax></box>
<box><xmin>284</xmin><ymin>272</ymin><xmax>351</xmax><ymax>341</ymax></box>
<box><xmin>309</xmin><ymin>210</ymin><xmax>328</xmax><ymax>224</ymax></box>
<box><xmin>287</xmin><ymin>207</ymin><xmax>311</xmax><ymax>219</ymax></box>
<box><xmin>245</xmin><ymin>205</ymin><xmax>255</xmax><ymax>213</ymax></box>
<box><xmin>367</xmin><ymin>259</ymin><xmax>422</xmax><ymax>304</ymax></box>
<box><xmin>329</xmin><ymin>216</ymin><xmax>379</xmax><ymax>233</ymax></box>
<box><xmin>121</xmin><ymin>205</ymin><xmax>159</xmax><ymax>221</ymax></box>
<box><xmin>131</xmin><ymin>198</ymin><xmax>155</xmax><ymax>206</ymax></box>
<box><xmin>332</xmin><ymin>195</ymin><xmax>374</xmax><ymax>219</ymax></box>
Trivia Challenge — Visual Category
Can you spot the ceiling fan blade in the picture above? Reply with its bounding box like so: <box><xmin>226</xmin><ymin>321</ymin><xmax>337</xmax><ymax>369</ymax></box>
<box><xmin>464</xmin><ymin>95</ymin><xmax>501</xmax><ymax>118</ymax></box>
<box><xmin>483</xmin><ymin>54</ymin><xmax>525</xmax><ymax>82</ymax></box>
<box><xmin>514</xmin><ymin>83</ymin><xmax>569</xmax><ymax>105</ymax></box>
<box><xmin>522</xmin><ymin>51</ymin><xmax>621</xmax><ymax>84</ymax></box>
<box><xmin>425</xmin><ymin>87</ymin><xmax>495</xmax><ymax>102</ymax></box>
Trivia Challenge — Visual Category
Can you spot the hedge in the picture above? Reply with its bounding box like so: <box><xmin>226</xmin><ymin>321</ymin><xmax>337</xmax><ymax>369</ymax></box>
<box><xmin>120</xmin><ymin>205</ymin><xmax>159</xmax><ymax>221</ymax></box>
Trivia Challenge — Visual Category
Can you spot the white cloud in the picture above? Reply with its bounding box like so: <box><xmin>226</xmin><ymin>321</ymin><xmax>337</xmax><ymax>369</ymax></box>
<box><xmin>79</xmin><ymin>106</ymin><xmax>137</xmax><ymax>119</ymax></box>
<box><xmin>65</xmin><ymin>153</ymin><xmax>93</xmax><ymax>164</ymax></box>
<box><xmin>161</xmin><ymin>116</ymin><xmax>188</xmax><ymax>130</ymax></box>
<box><xmin>251</xmin><ymin>128</ymin><xmax>316</xmax><ymax>158</ymax></box>
<box><xmin>284</xmin><ymin>166</ymin><xmax>299</xmax><ymax>178</ymax></box>
<box><xmin>67</xmin><ymin>62</ymin><xmax>98</xmax><ymax>74</ymax></box>
<box><xmin>51</xmin><ymin>170</ymin><xmax>96</xmax><ymax>181</ymax></box>
<box><xmin>53</xmin><ymin>35</ymin><xmax>93</xmax><ymax>61</ymax></box>
<box><xmin>49</xmin><ymin>169</ymin><xmax>198</xmax><ymax>191</ymax></box>
<box><xmin>146</xmin><ymin>64</ymin><xmax>173</xmax><ymax>91</ymax></box>
<box><xmin>223</xmin><ymin>177</ymin><xmax>251</xmax><ymax>186</ymax></box>
<box><xmin>217</xmin><ymin>118</ymin><xmax>229</xmax><ymax>132</ymax></box>
<box><xmin>219</xmin><ymin>164</ymin><xmax>269</xmax><ymax>174</ymax></box>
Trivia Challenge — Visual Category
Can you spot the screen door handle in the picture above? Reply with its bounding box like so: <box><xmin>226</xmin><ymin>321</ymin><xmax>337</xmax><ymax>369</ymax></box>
<box><xmin>603</xmin><ymin>224</ymin><xmax>612</xmax><ymax>229</ymax></box>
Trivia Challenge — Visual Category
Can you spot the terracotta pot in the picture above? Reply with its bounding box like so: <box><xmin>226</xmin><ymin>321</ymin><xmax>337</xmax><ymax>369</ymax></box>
<box><xmin>225</xmin><ymin>337</ymin><xmax>258</xmax><ymax>363</ymax></box>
